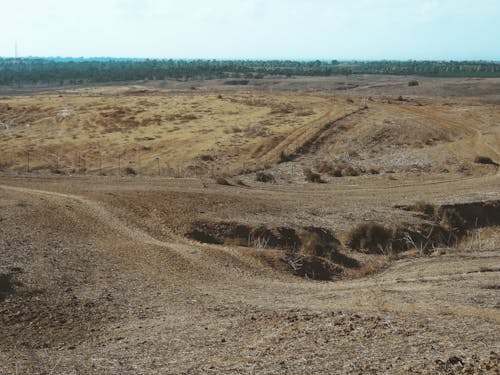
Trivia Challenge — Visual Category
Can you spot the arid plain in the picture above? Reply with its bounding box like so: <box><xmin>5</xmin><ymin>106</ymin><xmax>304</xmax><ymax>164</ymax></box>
<box><xmin>1</xmin><ymin>76</ymin><xmax>499</xmax><ymax>373</ymax></box>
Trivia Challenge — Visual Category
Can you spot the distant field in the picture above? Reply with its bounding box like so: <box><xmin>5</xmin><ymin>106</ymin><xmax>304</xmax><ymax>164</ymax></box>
<box><xmin>1</xmin><ymin>77</ymin><xmax>498</xmax><ymax>178</ymax></box>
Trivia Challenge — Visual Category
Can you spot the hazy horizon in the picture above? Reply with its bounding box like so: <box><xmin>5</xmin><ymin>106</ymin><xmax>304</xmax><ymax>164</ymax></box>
<box><xmin>1</xmin><ymin>0</ymin><xmax>499</xmax><ymax>60</ymax></box>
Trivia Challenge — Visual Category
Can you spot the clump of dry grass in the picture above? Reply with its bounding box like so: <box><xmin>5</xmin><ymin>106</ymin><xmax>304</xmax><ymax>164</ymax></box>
<box><xmin>300</xmin><ymin>232</ymin><xmax>335</xmax><ymax>258</ymax></box>
<box><xmin>342</xmin><ymin>166</ymin><xmax>360</xmax><ymax>177</ymax></box>
<box><xmin>348</xmin><ymin>223</ymin><xmax>392</xmax><ymax>254</ymax></box>
<box><xmin>255</xmin><ymin>172</ymin><xmax>276</xmax><ymax>183</ymax></box>
<box><xmin>200</xmin><ymin>154</ymin><xmax>215</xmax><ymax>162</ymax></box>
<box><xmin>303</xmin><ymin>168</ymin><xmax>324</xmax><ymax>183</ymax></box>
<box><xmin>439</xmin><ymin>207</ymin><xmax>465</xmax><ymax>229</ymax></box>
<box><xmin>315</xmin><ymin>160</ymin><xmax>364</xmax><ymax>178</ymax></box>
<box><xmin>124</xmin><ymin>166</ymin><xmax>137</xmax><ymax>175</ymax></box>
<box><xmin>292</xmin><ymin>256</ymin><xmax>342</xmax><ymax>281</ymax></box>
<box><xmin>414</xmin><ymin>200</ymin><xmax>436</xmax><ymax>217</ymax></box>
<box><xmin>278</xmin><ymin>150</ymin><xmax>293</xmax><ymax>163</ymax></box>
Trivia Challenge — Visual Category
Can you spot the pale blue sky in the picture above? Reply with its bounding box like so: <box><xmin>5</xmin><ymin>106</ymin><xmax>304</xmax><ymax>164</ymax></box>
<box><xmin>1</xmin><ymin>0</ymin><xmax>499</xmax><ymax>60</ymax></box>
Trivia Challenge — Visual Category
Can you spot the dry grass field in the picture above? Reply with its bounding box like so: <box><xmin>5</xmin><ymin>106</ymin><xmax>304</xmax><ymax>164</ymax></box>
<box><xmin>0</xmin><ymin>76</ymin><xmax>499</xmax><ymax>373</ymax></box>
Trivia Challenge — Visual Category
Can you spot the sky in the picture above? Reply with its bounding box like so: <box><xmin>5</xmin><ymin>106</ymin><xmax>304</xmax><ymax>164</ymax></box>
<box><xmin>1</xmin><ymin>0</ymin><xmax>499</xmax><ymax>60</ymax></box>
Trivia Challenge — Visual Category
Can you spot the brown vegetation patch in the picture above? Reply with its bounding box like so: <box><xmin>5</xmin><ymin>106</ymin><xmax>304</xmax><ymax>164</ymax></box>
<box><xmin>303</xmin><ymin>168</ymin><xmax>324</xmax><ymax>183</ymax></box>
<box><xmin>255</xmin><ymin>171</ymin><xmax>276</xmax><ymax>183</ymax></box>
<box><xmin>348</xmin><ymin>223</ymin><xmax>392</xmax><ymax>254</ymax></box>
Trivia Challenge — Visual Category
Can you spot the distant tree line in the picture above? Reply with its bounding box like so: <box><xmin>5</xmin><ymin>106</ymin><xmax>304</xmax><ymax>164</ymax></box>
<box><xmin>1</xmin><ymin>58</ymin><xmax>499</xmax><ymax>86</ymax></box>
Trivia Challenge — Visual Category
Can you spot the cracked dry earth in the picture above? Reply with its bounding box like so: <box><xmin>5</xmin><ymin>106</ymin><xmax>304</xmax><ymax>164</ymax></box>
<box><xmin>0</xmin><ymin>176</ymin><xmax>499</xmax><ymax>374</ymax></box>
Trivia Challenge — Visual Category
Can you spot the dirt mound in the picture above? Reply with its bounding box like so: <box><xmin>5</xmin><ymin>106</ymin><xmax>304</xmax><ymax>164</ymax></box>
<box><xmin>185</xmin><ymin>221</ymin><xmax>349</xmax><ymax>253</ymax></box>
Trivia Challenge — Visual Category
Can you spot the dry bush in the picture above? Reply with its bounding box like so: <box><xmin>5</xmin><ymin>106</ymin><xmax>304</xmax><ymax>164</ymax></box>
<box><xmin>200</xmin><ymin>154</ymin><xmax>215</xmax><ymax>162</ymax></box>
<box><xmin>124</xmin><ymin>167</ymin><xmax>137</xmax><ymax>175</ymax></box>
<box><xmin>439</xmin><ymin>208</ymin><xmax>465</xmax><ymax>229</ymax></box>
<box><xmin>303</xmin><ymin>168</ymin><xmax>324</xmax><ymax>183</ymax></box>
<box><xmin>331</xmin><ymin>169</ymin><xmax>343</xmax><ymax>177</ymax></box>
<box><xmin>299</xmin><ymin>230</ymin><xmax>359</xmax><ymax>268</ymax></box>
<box><xmin>255</xmin><ymin>172</ymin><xmax>276</xmax><ymax>183</ymax></box>
<box><xmin>300</xmin><ymin>232</ymin><xmax>334</xmax><ymax>258</ymax></box>
<box><xmin>414</xmin><ymin>201</ymin><xmax>436</xmax><ymax>217</ymax></box>
<box><xmin>348</xmin><ymin>223</ymin><xmax>392</xmax><ymax>254</ymax></box>
<box><xmin>278</xmin><ymin>151</ymin><xmax>293</xmax><ymax>163</ymax></box>
<box><xmin>342</xmin><ymin>166</ymin><xmax>360</xmax><ymax>177</ymax></box>
<box><xmin>315</xmin><ymin>161</ymin><xmax>333</xmax><ymax>174</ymax></box>
<box><xmin>292</xmin><ymin>256</ymin><xmax>342</xmax><ymax>281</ymax></box>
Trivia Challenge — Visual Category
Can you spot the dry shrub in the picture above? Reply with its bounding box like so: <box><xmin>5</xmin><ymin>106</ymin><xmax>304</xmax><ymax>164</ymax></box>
<box><xmin>348</xmin><ymin>223</ymin><xmax>391</xmax><ymax>254</ymax></box>
<box><xmin>331</xmin><ymin>168</ymin><xmax>343</xmax><ymax>177</ymax></box>
<box><xmin>200</xmin><ymin>154</ymin><xmax>215</xmax><ymax>161</ymax></box>
<box><xmin>342</xmin><ymin>166</ymin><xmax>360</xmax><ymax>177</ymax></box>
<box><xmin>278</xmin><ymin>151</ymin><xmax>293</xmax><ymax>163</ymax></box>
<box><xmin>255</xmin><ymin>172</ymin><xmax>276</xmax><ymax>183</ymax></box>
<box><xmin>414</xmin><ymin>201</ymin><xmax>436</xmax><ymax>217</ymax></box>
<box><xmin>303</xmin><ymin>168</ymin><xmax>324</xmax><ymax>183</ymax></box>
<box><xmin>300</xmin><ymin>230</ymin><xmax>358</xmax><ymax>269</ymax></box>
<box><xmin>315</xmin><ymin>161</ymin><xmax>333</xmax><ymax>174</ymax></box>
<box><xmin>439</xmin><ymin>208</ymin><xmax>465</xmax><ymax>229</ymax></box>
<box><xmin>125</xmin><ymin>167</ymin><xmax>136</xmax><ymax>175</ymax></box>
<box><xmin>300</xmin><ymin>232</ymin><xmax>333</xmax><ymax>258</ymax></box>
<box><xmin>293</xmin><ymin>256</ymin><xmax>342</xmax><ymax>281</ymax></box>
